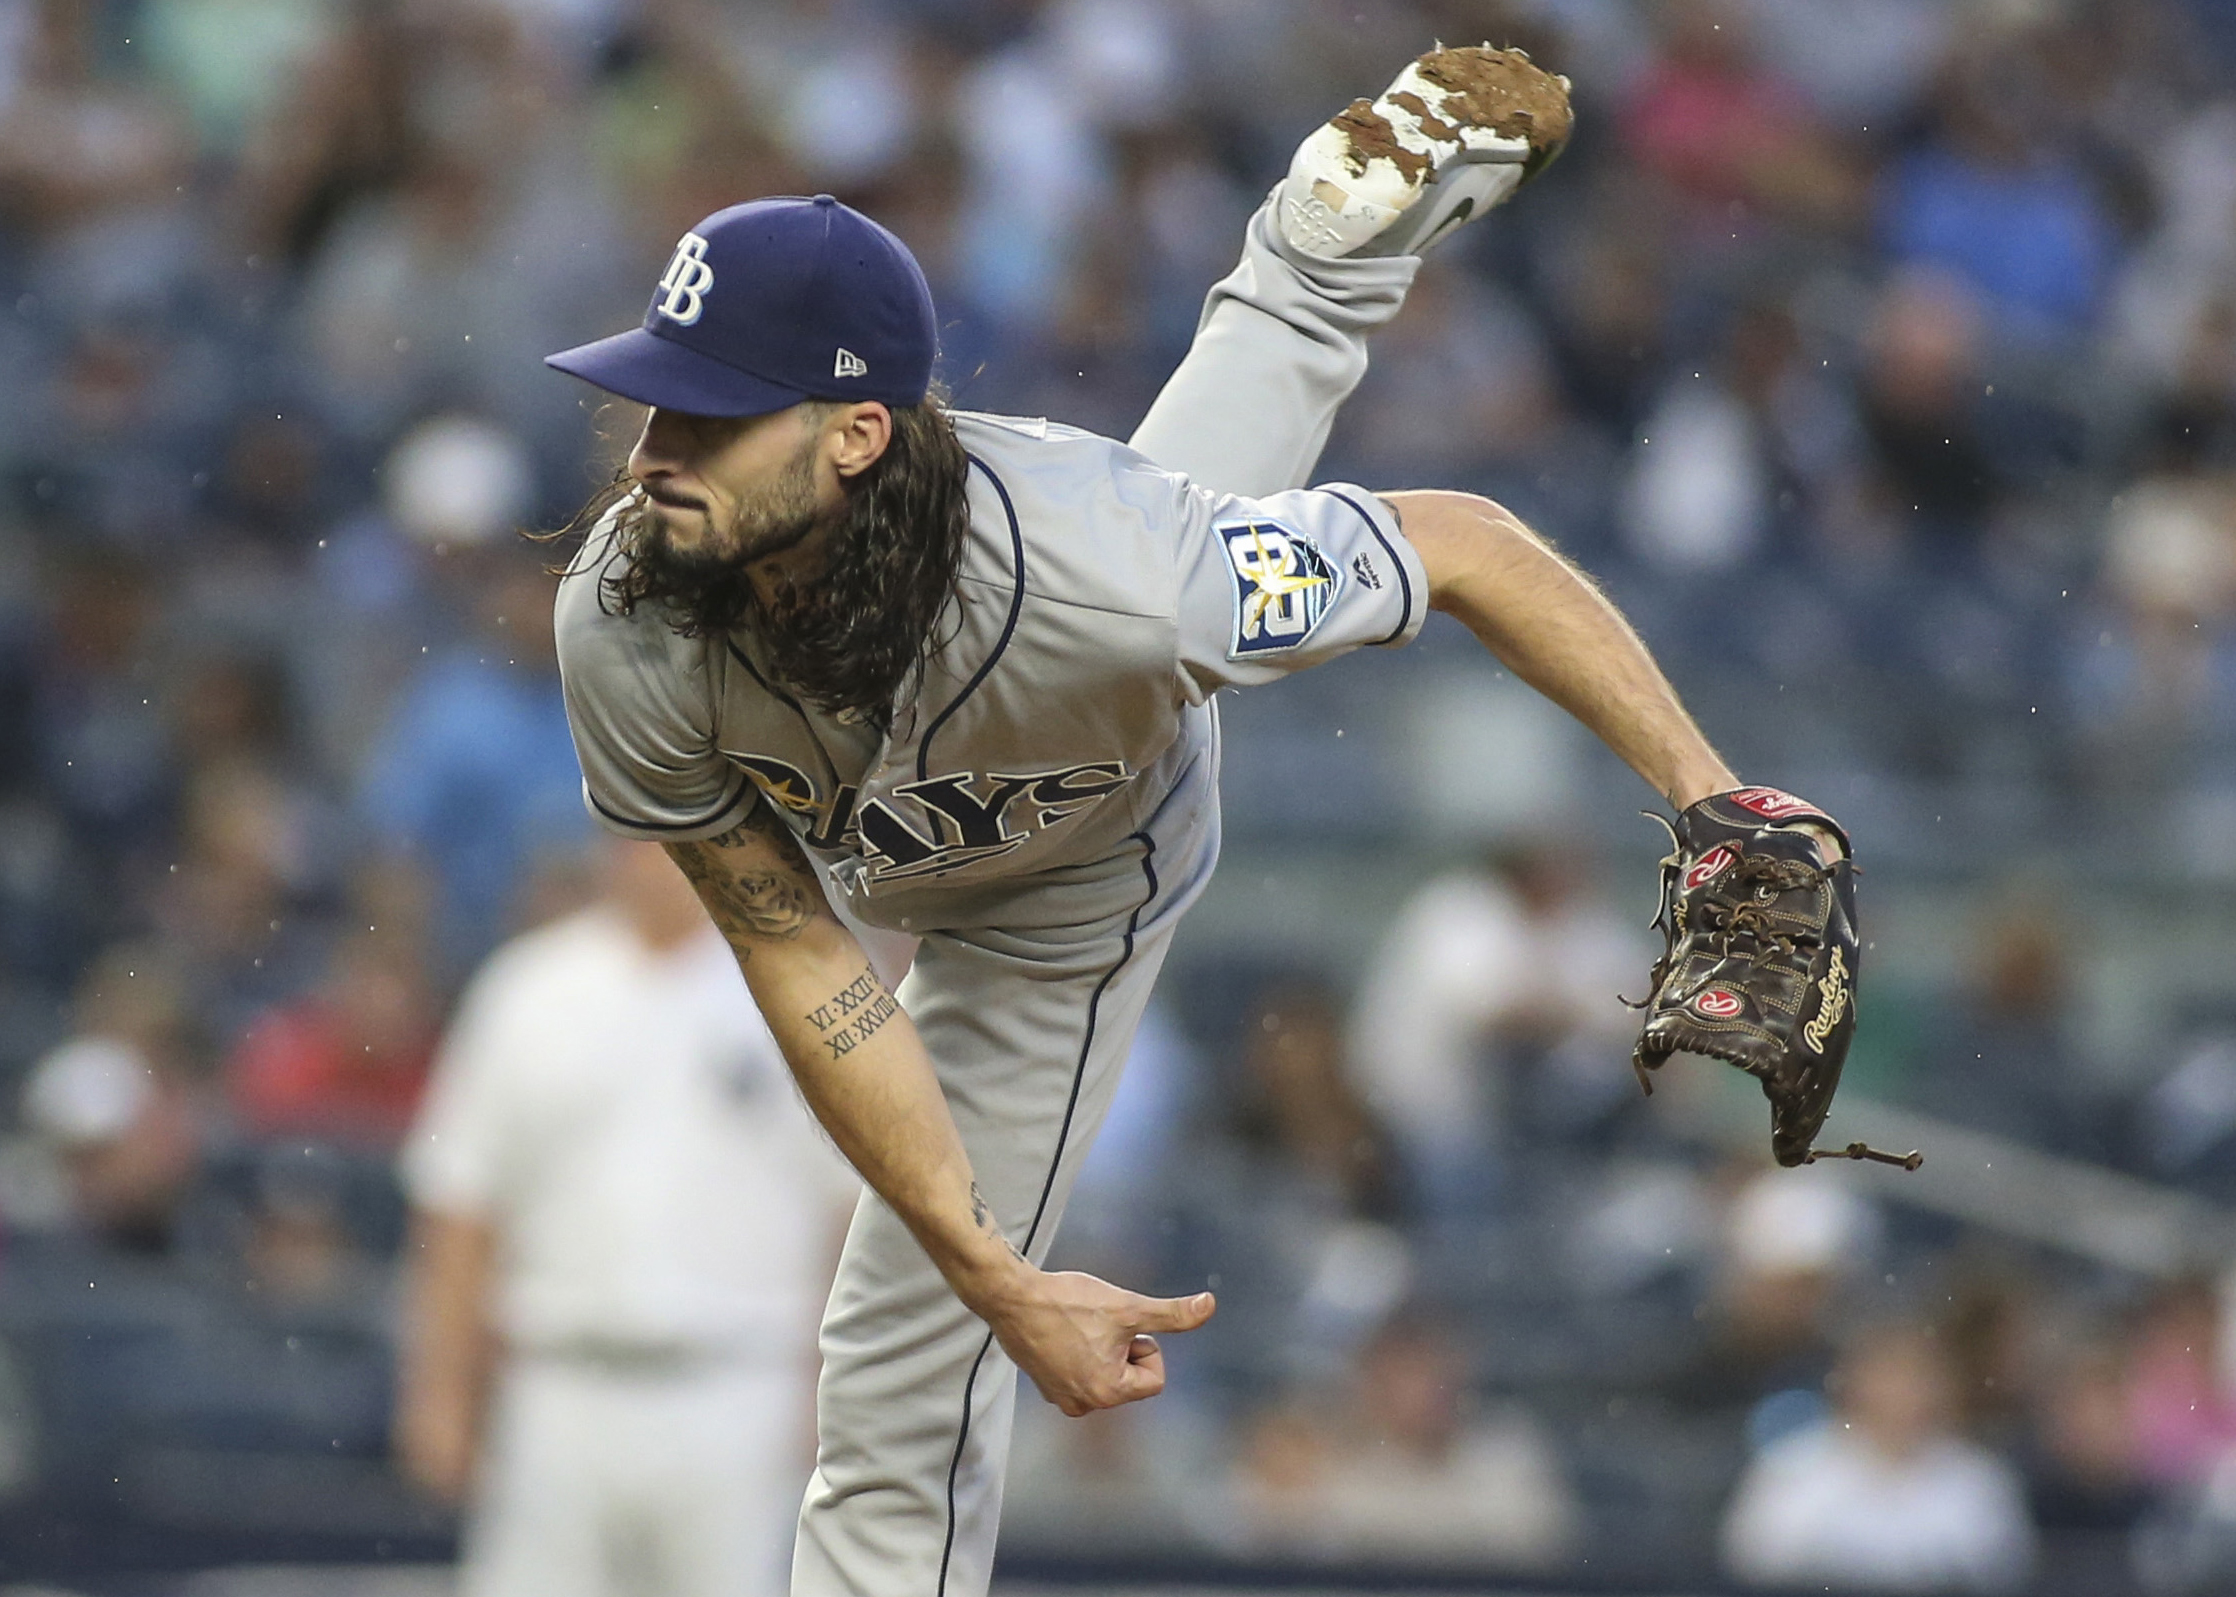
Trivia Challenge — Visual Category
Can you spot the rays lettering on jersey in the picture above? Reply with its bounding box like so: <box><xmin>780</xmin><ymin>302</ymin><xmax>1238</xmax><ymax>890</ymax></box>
<box><xmin>731</xmin><ymin>755</ymin><xmax>1133</xmax><ymax>882</ymax></box>
<box><xmin>856</xmin><ymin>763</ymin><xmax>1133</xmax><ymax>882</ymax></box>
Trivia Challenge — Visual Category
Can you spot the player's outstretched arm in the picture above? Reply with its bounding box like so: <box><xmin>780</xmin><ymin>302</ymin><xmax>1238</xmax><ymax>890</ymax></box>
<box><xmin>663</xmin><ymin>804</ymin><xmax>1213</xmax><ymax>1415</ymax></box>
<box><xmin>1386</xmin><ymin>489</ymin><xmax>1738</xmax><ymax>809</ymax></box>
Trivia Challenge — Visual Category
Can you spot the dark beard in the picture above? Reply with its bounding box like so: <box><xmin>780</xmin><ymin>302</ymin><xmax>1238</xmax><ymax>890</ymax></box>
<box><xmin>612</xmin><ymin>479</ymin><xmax>930</xmax><ymax>726</ymax></box>
<box><xmin>631</xmin><ymin>437</ymin><xmax>827</xmax><ymax>610</ymax></box>
<box><xmin>584</xmin><ymin>400</ymin><xmax>973</xmax><ymax>733</ymax></box>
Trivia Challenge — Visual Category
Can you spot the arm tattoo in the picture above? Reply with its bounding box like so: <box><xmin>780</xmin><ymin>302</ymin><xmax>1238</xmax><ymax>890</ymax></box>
<box><xmin>805</xmin><ymin>968</ymin><xmax>903</xmax><ymax>1060</ymax></box>
<box><xmin>969</xmin><ymin>1182</ymin><xmax>1026</xmax><ymax>1263</ymax></box>
<box><xmin>664</xmin><ymin>801</ymin><xmax>820</xmax><ymax>952</ymax></box>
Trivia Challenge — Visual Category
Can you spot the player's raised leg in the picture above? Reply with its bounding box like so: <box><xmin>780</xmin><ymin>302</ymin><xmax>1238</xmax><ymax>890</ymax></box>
<box><xmin>1128</xmin><ymin>45</ymin><xmax>1572</xmax><ymax>498</ymax></box>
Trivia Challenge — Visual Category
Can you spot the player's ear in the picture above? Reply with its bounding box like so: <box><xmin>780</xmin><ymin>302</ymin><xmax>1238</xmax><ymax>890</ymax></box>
<box><xmin>826</xmin><ymin>402</ymin><xmax>893</xmax><ymax>480</ymax></box>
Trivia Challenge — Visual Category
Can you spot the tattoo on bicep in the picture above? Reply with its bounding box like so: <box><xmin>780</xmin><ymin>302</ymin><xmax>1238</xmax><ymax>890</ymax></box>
<box><xmin>805</xmin><ymin>968</ymin><xmax>902</xmax><ymax>1060</ymax></box>
<box><xmin>664</xmin><ymin>802</ymin><xmax>822</xmax><ymax>950</ymax></box>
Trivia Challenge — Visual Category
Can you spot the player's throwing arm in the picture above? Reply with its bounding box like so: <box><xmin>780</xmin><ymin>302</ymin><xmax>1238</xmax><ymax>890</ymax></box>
<box><xmin>662</xmin><ymin>804</ymin><xmax>1213</xmax><ymax>1416</ymax></box>
<box><xmin>1388</xmin><ymin>491</ymin><xmax>1911</xmax><ymax>1170</ymax></box>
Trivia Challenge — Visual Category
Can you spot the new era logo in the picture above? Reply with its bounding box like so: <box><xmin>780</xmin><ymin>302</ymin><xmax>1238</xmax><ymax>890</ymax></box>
<box><xmin>834</xmin><ymin>348</ymin><xmax>868</xmax><ymax>379</ymax></box>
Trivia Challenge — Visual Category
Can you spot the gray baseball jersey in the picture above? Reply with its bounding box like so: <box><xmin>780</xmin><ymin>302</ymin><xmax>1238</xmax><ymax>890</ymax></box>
<box><xmin>552</xmin><ymin>194</ymin><xmax>1426</xmax><ymax>1597</ymax></box>
<box><xmin>555</xmin><ymin>410</ymin><xmax>1429</xmax><ymax>928</ymax></box>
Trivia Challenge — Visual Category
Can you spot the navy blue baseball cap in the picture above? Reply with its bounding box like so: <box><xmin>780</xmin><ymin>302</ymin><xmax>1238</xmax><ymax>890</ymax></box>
<box><xmin>545</xmin><ymin>194</ymin><xmax>936</xmax><ymax>417</ymax></box>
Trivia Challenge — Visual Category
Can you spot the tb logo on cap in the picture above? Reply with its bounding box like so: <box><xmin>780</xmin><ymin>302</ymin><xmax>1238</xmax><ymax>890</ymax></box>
<box><xmin>655</xmin><ymin>233</ymin><xmax>714</xmax><ymax>326</ymax></box>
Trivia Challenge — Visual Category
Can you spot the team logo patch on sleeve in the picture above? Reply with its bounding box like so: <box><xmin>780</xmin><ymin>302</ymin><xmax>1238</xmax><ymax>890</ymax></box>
<box><xmin>1222</xmin><ymin>520</ymin><xmax>1342</xmax><ymax>658</ymax></box>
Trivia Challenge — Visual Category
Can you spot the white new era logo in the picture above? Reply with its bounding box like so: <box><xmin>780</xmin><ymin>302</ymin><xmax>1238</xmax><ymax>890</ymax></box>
<box><xmin>655</xmin><ymin>233</ymin><xmax>713</xmax><ymax>325</ymax></box>
<box><xmin>834</xmin><ymin>347</ymin><xmax>868</xmax><ymax>379</ymax></box>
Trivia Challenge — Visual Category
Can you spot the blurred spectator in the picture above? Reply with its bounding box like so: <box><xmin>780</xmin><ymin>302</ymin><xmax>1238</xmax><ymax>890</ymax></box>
<box><xmin>293</xmin><ymin>8</ymin><xmax>627</xmax><ymax>450</ymax></box>
<box><xmin>2077</xmin><ymin>414</ymin><xmax>2236</xmax><ymax>791</ymax></box>
<box><xmin>1721</xmin><ymin>1320</ymin><xmax>2037</xmax><ymax>1591</ymax></box>
<box><xmin>19</xmin><ymin>943</ymin><xmax>204</xmax><ymax>1252</ymax></box>
<box><xmin>147</xmin><ymin>755</ymin><xmax>339</xmax><ymax>1050</ymax></box>
<box><xmin>1619</xmin><ymin>0</ymin><xmax>1865</xmax><ymax>233</ymax></box>
<box><xmin>139</xmin><ymin>0</ymin><xmax>343</xmax><ymax>159</ymax></box>
<box><xmin>357</xmin><ymin>416</ymin><xmax>592</xmax><ymax>972</ymax></box>
<box><xmin>1228</xmin><ymin>1314</ymin><xmax>1578</xmax><ymax>1569</ymax></box>
<box><xmin>1670</xmin><ymin>1168</ymin><xmax>1879</xmax><ymax>1429</ymax></box>
<box><xmin>1878</xmin><ymin>34</ymin><xmax>2119</xmax><ymax>343</ymax></box>
<box><xmin>1177</xmin><ymin>978</ymin><xmax>1408</xmax><ymax>1389</ymax></box>
<box><xmin>395</xmin><ymin>837</ymin><xmax>854</xmax><ymax>1597</ymax></box>
<box><xmin>2019</xmin><ymin>1338</ymin><xmax>2152</xmax><ymax>1540</ymax></box>
<box><xmin>1346</xmin><ymin>840</ymin><xmax>1641</xmax><ymax>1224</ymax></box>
<box><xmin>1939</xmin><ymin>1270</ymin><xmax>2039</xmax><ymax>1448</ymax></box>
<box><xmin>1243</xmin><ymin>980</ymin><xmax>1399</xmax><ymax>1224</ymax></box>
<box><xmin>236</xmin><ymin>1143</ymin><xmax>387</xmax><ymax>1319</ymax></box>
<box><xmin>1903</xmin><ymin>897</ymin><xmax>2096</xmax><ymax>1156</ymax></box>
<box><xmin>2126</xmin><ymin>1276</ymin><xmax>2236</xmax><ymax>1488</ymax></box>
<box><xmin>1620</xmin><ymin>296</ymin><xmax>1861</xmax><ymax>572</ymax></box>
<box><xmin>0</xmin><ymin>0</ymin><xmax>190</xmax><ymax>250</ymax></box>
<box><xmin>224</xmin><ymin>928</ymin><xmax>439</xmax><ymax>1152</ymax></box>
<box><xmin>1854</xmin><ymin>269</ymin><xmax>1998</xmax><ymax>547</ymax></box>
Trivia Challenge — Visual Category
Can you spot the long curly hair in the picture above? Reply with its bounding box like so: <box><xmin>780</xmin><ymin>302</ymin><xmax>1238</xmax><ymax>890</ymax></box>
<box><xmin>556</xmin><ymin>400</ymin><xmax>971</xmax><ymax>730</ymax></box>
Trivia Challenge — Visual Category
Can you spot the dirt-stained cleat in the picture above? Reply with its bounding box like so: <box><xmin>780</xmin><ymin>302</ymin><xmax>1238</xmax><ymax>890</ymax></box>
<box><xmin>1278</xmin><ymin>44</ymin><xmax>1574</xmax><ymax>259</ymax></box>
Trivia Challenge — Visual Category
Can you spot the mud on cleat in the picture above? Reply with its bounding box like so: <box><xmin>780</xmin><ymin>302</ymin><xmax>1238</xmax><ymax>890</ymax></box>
<box><xmin>1278</xmin><ymin>44</ymin><xmax>1574</xmax><ymax>259</ymax></box>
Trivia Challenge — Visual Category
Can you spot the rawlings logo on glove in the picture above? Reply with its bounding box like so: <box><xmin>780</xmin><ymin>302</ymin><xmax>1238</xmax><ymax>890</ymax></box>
<box><xmin>1630</xmin><ymin>789</ymin><xmax>1919</xmax><ymax>1172</ymax></box>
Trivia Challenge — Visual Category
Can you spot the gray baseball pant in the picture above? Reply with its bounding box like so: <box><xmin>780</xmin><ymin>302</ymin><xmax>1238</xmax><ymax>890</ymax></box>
<box><xmin>791</xmin><ymin>200</ymin><xmax>1420</xmax><ymax>1597</ymax></box>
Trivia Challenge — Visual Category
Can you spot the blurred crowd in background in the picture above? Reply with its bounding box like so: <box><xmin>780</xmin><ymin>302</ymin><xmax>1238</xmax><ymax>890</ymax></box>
<box><xmin>6</xmin><ymin>0</ymin><xmax>2236</xmax><ymax>1591</ymax></box>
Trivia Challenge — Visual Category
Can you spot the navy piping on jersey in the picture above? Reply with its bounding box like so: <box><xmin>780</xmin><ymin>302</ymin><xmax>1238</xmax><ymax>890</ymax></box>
<box><xmin>587</xmin><ymin>772</ymin><xmax>752</xmax><ymax>834</ymax></box>
<box><xmin>934</xmin><ymin>830</ymin><xmax>1160</xmax><ymax>1597</ymax></box>
<box><xmin>1324</xmin><ymin>487</ymin><xmax>1416</xmax><ymax>647</ymax></box>
<box><xmin>916</xmin><ymin>455</ymin><xmax>1026</xmax><ymax>783</ymax></box>
<box><xmin>723</xmin><ymin>639</ymin><xmax>844</xmax><ymax>791</ymax></box>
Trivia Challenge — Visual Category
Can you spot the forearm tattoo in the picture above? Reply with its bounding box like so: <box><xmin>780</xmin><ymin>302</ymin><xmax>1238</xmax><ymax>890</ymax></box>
<box><xmin>664</xmin><ymin>802</ymin><xmax>818</xmax><ymax>953</ymax></box>
<box><xmin>806</xmin><ymin>968</ymin><xmax>902</xmax><ymax>1060</ymax></box>
<box><xmin>970</xmin><ymin>1182</ymin><xmax>1026</xmax><ymax>1263</ymax></box>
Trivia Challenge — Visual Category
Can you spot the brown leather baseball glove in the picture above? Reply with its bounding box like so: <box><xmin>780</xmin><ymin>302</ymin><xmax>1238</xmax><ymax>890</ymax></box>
<box><xmin>1631</xmin><ymin>787</ymin><xmax>1917</xmax><ymax>1171</ymax></box>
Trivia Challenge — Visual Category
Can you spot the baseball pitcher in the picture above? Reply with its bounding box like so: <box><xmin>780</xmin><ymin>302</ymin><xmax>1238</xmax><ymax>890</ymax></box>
<box><xmin>545</xmin><ymin>47</ymin><xmax>1867</xmax><ymax>1597</ymax></box>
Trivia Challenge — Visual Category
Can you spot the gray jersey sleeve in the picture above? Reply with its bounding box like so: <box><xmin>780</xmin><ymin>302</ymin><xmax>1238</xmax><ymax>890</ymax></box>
<box><xmin>1175</xmin><ymin>482</ymin><xmax>1429</xmax><ymax>698</ymax></box>
<box><xmin>552</xmin><ymin>533</ymin><xmax>756</xmax><ymax>841</ymax></box>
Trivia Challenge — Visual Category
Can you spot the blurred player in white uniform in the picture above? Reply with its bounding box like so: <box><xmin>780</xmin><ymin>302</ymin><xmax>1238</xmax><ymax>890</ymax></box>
<box><xmin>395</xmin><ymin>839</ymin><xmax>858</xmax><ymax>1597</ymax></box>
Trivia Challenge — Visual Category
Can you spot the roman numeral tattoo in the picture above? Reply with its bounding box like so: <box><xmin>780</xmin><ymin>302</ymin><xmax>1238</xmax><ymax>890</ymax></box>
<box><xmin>807</xmin><ymin>968</ymin><xmax>901</xmax><ymax>1060</ymax></box>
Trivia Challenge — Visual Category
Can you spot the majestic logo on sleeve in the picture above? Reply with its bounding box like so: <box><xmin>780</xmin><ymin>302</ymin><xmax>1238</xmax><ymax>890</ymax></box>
<box><xmin>655</xmin><ymin>233</ymin><xmax>714</xmax><ymax>325</ymax></box>
<box><xmin>1222</xmin><ymin>521</ymin><xmax>1341</xmax><ymax>658</ymax></box>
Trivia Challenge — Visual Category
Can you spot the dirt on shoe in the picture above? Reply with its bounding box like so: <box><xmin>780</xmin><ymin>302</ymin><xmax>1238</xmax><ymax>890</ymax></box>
<box><xmin>1332</xmin><ymin>99</ymin><xmax>1431</xmax><ymax>182</ymax></box>
<box><xmin>1415</xmin><ymin>45</ymin><xmax>1574</xmax><ymax>160</ymax></box>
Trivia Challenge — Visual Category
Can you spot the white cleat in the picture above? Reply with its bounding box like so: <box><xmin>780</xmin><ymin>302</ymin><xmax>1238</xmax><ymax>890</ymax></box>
<box><xmin>1278</xmin><ymin>44</ymin><xmax>1574</xmax><ymax>259</ymax></box>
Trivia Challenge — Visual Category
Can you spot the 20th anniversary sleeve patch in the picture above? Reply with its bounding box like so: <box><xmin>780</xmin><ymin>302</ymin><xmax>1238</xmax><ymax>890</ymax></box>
<box><xmin>1221</xmin><ymin>520</ymin><xmax>1343</xmax><ymax>658</ymax></box>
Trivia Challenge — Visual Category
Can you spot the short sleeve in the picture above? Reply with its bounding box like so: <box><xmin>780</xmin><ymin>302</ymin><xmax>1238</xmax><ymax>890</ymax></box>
<box><xmin>398</xmin><ymin>965</ymin><xmax>518</xmax><ymax>1217</ymax></box>
<box><xmin>1174</xmin><ymin>483</ymin><xmax>1429</xmax><ymax>698</ymax></box>
<box><xmin>553</xmin><ymin>532</ymin><xmax>756</xmax><ymax>841</ymax></box>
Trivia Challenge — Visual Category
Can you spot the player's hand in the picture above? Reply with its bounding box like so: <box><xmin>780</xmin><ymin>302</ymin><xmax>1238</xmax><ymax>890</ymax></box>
<box><xmin>984</xmin><ymin>1269</ymin><xmax>1215</xmax><ymax>1417</ymax></box>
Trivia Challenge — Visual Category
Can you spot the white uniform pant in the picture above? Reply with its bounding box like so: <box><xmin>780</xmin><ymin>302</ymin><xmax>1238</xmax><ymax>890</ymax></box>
<box><xmin>793</xmin><ymin>197</ymin><xmax>1418</xmax><ymax>1597</ymax></box>
<box><xmin>465</xmin><ymin>1352</ymin><xmax>809</xmax><ymax>1597</ymax></box>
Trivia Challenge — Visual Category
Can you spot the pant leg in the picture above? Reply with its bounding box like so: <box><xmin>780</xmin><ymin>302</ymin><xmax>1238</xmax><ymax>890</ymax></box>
<box><xmin>793</xmin><ymin>808</ymin><xmax>1211</xmax><ymax>1597</ymax></box>
<box><xmin>462</xmin><ymin>1362</ymin><xmax>613</xmax><ymax>1597</ymax></box>
<box><xmin>643</xmin><ymin>1362</ymin><xmax>807</xmax><ymax>1597</ymax></box>
<box><xmin>1126</xmin><ymin>192</ymin><xmax>1421</xmax><ymax>498</ymax></box>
